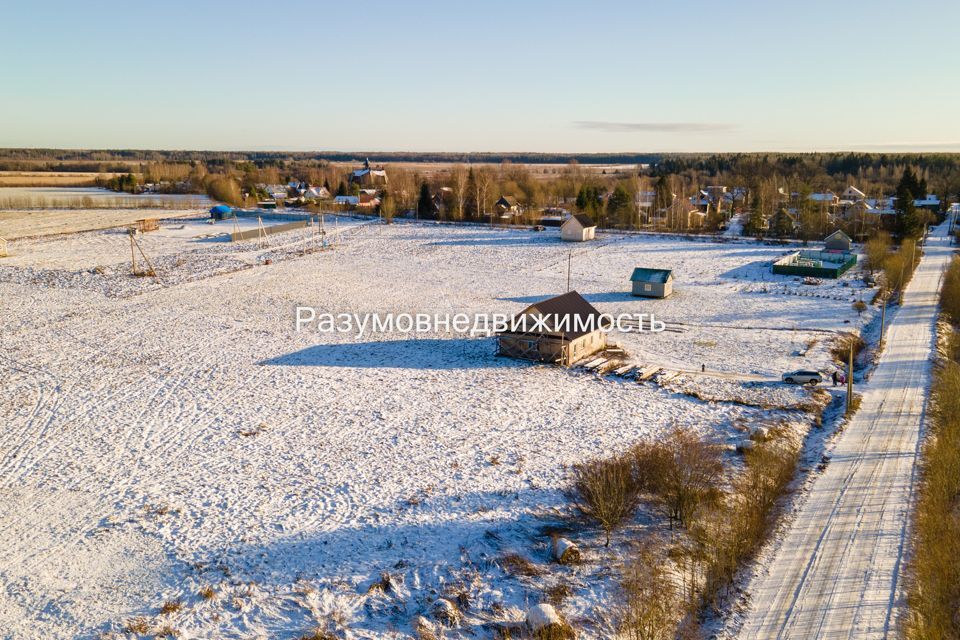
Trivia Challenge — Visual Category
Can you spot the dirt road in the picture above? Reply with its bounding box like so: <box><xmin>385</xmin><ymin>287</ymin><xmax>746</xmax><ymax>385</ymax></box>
<box><xmin>738</xmin><ymin>220</ymin><xmax>954</xmax><ymax>639</ymax></box>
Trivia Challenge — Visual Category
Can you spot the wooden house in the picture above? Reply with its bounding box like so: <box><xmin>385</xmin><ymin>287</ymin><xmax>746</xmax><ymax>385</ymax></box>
<box><xmin>496</xmin><ymin>291</ymin><xmax>609</xmax><ymax>365</ymax></box>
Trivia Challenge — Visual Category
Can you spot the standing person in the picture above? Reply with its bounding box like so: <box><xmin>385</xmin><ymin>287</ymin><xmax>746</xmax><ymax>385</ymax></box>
<box><xmin>832</xmin><ymin>371</ymin><xmax>839</xmax><ymax>386</ymax></box>
<box><xmin>701</xmin><ymin>363</ymin><xmax>706</xmax><ymax>373</ymax></box>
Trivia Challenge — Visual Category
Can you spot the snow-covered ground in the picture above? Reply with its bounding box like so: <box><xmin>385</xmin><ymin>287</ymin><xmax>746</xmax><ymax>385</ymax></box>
<box><xmin>0</xmin><ymin>219</ymin><xmax>875</xmax><ymax>638</ymax></box>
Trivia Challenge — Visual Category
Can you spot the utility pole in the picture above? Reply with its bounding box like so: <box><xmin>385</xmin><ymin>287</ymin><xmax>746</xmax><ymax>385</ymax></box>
<box><xmin>846</xmin><ymin>344</ymin><xmax>855</xmax><ymax>414</ymax></box>
<box><xmin>880</xmin><ymin>295</ymin><xmax>887</xmax><ymax>346</ymax></box>
<box><xmin>129</xmin><ymin>229</ymin><xmax>137</xmax><ymax>274</ymax></box>
<box><xmin>567</xmin><ymin>250</ymin><xmax>572</xmax><ymax>292</ymax></box>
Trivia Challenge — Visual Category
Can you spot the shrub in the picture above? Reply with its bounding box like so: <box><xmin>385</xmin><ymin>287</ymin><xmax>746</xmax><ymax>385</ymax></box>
<box><xmin>570</xmin><ymin>454</ymin><xmax>641</xmax><ymax>546</ymax></box>
<box><xmin>940</xmin><ymin>257</ymin><xmax>960</xmax><ymax>324</ymax></box>
<box><xmin>907</xmin><ymin>351</ymin><xmax>960</xmax><ymax>638</ymax></box>
<box><xmin>830</xmin><ymin>333</ymin><xmax>865</xmax><ymax>366</ymax></box>
<box><xmin>864</xmin><ymin>232</ymin><xmax>891</xmax><ymax>272</ymax></box>
<box><xmin>205</xmin><ymin>176</ymin><xmax>242</xmax><ymax>206</ymax></box>
<box><xmin>631</xmin><ymin>428</ymin><xmax>724</xmax><ymax>530</ymax></box>
<box><xmin>618</xmin><ymin>543</ymin><xmax>680</xmax><ymax>640</ymax></box>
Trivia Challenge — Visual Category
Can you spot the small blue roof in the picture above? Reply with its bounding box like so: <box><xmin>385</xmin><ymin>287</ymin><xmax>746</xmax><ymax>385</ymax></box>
<box><xmin>630</xmin><ymin>267</ymin><xmax>673</xmax><ymax>283</ymax></box>
<box><xmin>210</xmin><ymin>205</ymin><xmax>232</xmax><ymax>214</ymax></box>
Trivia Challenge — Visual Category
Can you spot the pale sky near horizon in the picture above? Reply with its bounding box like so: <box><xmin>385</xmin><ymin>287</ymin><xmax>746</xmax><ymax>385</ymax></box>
<box><xmin>2</xmin><ymin>0</ymin><xmax>959</xmax><ymax>153</ymax></box>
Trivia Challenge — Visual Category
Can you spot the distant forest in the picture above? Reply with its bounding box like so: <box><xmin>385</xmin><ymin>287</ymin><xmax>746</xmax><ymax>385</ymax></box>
<box><xmin>0</xmin><ymin>148</ymin><xmax>662</xmax><ymax>171</ymax></box>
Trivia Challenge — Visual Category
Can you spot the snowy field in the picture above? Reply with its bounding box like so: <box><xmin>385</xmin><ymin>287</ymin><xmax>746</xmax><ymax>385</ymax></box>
<box><xmin>0</xmin><ymin>220</ymin><xmax>875</xmax><ymax>638</ymax></box>
<box><xmin>0</xmin><ymin>187</ymin><xmax>211</xmax><ymax>239</ymax></box>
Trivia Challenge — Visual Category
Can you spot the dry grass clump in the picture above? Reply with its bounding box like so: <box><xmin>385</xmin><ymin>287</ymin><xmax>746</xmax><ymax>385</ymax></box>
<box><xmin>298</xmin><ymin>629</ymin><xmax>338</xmax><ymax>640</ymax></box>
<box><xmin>500</xmin><ymin>552</ymin><xmax>543</xmax><ymax>577</ymax></box>
<box><xmin>154</xmin><ymin>625</ymin><xmax>179</xmax><ymax>638</ymax></box>
<box><xmin>367</xmin><ymin>571</ymin><xmax>399</xmax><ymax>594</ymax></box>
<box><xmin>198</xmin><ymin>585</ymin><xmax>216</xmax><ymax>601</ymax></box>
<box><xmin>906</xmin><ymin>329</ymin><xmax>960</xmax><ymax>639</ymax></box>
<box><xmin>545</xmin><ymin>582</ymin><xmax>573</xmax><ymax>607</ymax></box>
<box><xmin>158</xmin><ymin>599</ymin><xmax>182</xmax><ymax>615</ymax></box>
<box><xmin>123</xmin><ymin>617</ymin><xmax>151</xmax><ymax>634</ymax></box>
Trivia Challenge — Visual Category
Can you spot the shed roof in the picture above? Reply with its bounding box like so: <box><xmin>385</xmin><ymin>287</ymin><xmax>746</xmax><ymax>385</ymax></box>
<box><xmin>630</xmin><ymin>267</ymin><xmax>673</xmax><ymax>283</ymax></box>
<box><xmin>563</xmin><ymin>213</ymin><xmax>596</xmax><ymax>229</ymax></box>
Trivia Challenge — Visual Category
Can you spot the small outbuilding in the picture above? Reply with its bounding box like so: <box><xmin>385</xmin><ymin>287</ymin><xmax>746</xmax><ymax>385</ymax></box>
<box><xmin>630</xmin><ymin>268</ymin><xmax>673</xmax><ymax>298</ymax></box>
<box><xmin>824</xmin><ymin>230</ymin><xmax>852</xmax><ymax>252</ymax></box>
<box><xmin>209</xmin><ymin>205</ymin><xmax>234</xmax><ymax>220</ymax></box>
<box><xmin>497</xmin><ymin>290</ymin><xmax>609</xmax><ymax>366</ymax></box>
<box><xmin>561</xmin><ymin>214</ymin><xmax>597</xmax><ymax>242</ymax></box>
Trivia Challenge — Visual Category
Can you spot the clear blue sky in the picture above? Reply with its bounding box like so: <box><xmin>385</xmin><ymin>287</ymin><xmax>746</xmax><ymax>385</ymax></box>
<box><xmin>3</xmin><ymin>0</ymin><xmax>959</xmax><ymax>152</ymax></box>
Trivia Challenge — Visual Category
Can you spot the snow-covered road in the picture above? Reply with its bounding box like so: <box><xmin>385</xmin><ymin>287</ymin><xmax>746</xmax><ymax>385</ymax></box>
<box><xmin>739</xmin><ymin>220</ymin><xmax>954</xmax><ymax>639</ymax></box>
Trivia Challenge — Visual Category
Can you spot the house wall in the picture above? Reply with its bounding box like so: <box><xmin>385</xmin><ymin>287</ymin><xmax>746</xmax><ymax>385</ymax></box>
<box><xmin>824</xmin><ymin>237</ymin><xmax>851</xmax><ymax>252</ymax></box>
<box><xmin>631</xmin><ymin>280</ymin><xmax>671</xmax><ymax>298</ymax></box>
<box><xmin>497</xmin><ymin>330</ymin><xmax>606</xmax><ymax>364</ymax></box>
<box><xmin>561</xmin><ymin>224</ymin><xmax>595</xmax><ymax>242</ymax></box>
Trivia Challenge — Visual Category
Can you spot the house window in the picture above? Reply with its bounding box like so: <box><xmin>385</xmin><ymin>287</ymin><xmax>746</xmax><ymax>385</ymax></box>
<box><xmin>644</xmin><ymin>284</ymin><xmax>652</xmax><ymax>291</ymax></box>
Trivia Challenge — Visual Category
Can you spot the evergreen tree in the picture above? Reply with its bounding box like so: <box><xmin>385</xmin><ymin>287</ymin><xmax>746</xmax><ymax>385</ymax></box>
<box><xmin>464</xmin><ymin>168</ymin><xmax>478</xmax><ymax>218</ymax></box>
<box><xmin>770</xmin><ymin>206</ymin><xmax>794</xmax><ymax>238</ymax></box>
<box><xmin>417</xmin><ymin>182</ymin><xmax>434</xmax><ymax>219</ymax></box>
<box><xmin>606</xmin><ymin>184</ymin><xmax>635</xmax><ymax>227</ymax></box>
<box><xmin>896</xmin><ymin>168</ymin><xmax>923</xmax><ymax>237</ymax></box>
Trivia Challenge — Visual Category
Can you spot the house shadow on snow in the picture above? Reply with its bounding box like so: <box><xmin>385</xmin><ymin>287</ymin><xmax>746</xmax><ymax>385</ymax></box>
<box><xmin>719</xmin><ymin>259</ymin><xmax>785</xmax><ymax>280</ymax></box>
<box><xmin>426</xmin><ymin>234</ymin><xmax>560</xmax><ymax>247</ymax></box>
<box><xmin>259</xmin><ymin>337</ymin><xmax>521</xmax><ymax>370</ymax></box>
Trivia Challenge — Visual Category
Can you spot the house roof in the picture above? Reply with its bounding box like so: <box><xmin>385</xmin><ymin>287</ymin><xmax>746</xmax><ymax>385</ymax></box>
<box><xmin>842</xmin><ymin>186</ymin><xmax>867</xmax><ymax>198</ymax></box>
<box><xmin>497</xmin><ymin>195</ymin><xmax>519</xmax><ymax>206</ymax></box>
<box><xmin>563</xmin><ymin>214</ymin><xmax>596</xmax><ymax>229</ymax></box>
<box><xmin>825</xmin><ymin>230</ymin><xmax>852</xmax><ymax>242</ymax></box>
<box><xmin>630</xmin><ymin>268</ymin><xmax>673</xmax><ymax>283</ymax></box>
<box><xmin>509</xmin><ymin>290</ymin><xmax>608</xmax><ymax>340</ymax></box>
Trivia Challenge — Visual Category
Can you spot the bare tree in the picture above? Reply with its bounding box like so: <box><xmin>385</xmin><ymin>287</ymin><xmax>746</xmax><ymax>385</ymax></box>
<box><xmin>451</xmin><ymin>164</ymin><xmax>468</xmax><ymax>221</ymax></box>
<box><xmin>570</xmin><ymin>454</ymin><xmax>641</xmax><ymax>546</ymax></box>
<box><xmin>632</xmin><ymin>428</ymin><xmax>724</xmax><ymax>529</ymax></box>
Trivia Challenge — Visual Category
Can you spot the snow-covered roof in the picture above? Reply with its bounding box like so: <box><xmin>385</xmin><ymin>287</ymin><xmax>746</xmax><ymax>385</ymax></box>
<box><xmin>842</xmin><ymin>186</ymin><xmax>866</xmax><ymax>199</ymax></box>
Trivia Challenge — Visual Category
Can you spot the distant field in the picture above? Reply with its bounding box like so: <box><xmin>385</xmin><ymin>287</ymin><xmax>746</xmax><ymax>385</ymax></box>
<box><xmin>0</xmin><ymin>187</ymin><xmax>210</xmax><ymax>239</ymax></box>
<box><xmin>328</xmin><ymin>160</ymin><xmax>643</xmax><ymax>180</ymax></box>
<box><xmin>0</xmin><ymin>171</ymin><xmax>127</xmax><ymax>187</ymax></box>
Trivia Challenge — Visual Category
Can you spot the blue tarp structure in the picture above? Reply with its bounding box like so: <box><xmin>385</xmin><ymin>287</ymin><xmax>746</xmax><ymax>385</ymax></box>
<box><xmin>210</xmin><ymin>205</ymin><xmax>234</xmax><ymax>220</ymax></box>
